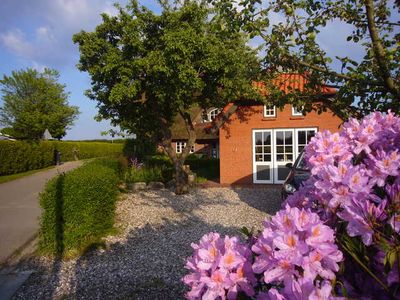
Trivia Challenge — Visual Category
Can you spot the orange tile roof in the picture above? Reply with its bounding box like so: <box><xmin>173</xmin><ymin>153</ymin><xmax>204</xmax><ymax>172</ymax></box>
<box><xmin>253</xmin><ymin>73</ymin><xmax>336</xmax><ymax>96</ymax></box>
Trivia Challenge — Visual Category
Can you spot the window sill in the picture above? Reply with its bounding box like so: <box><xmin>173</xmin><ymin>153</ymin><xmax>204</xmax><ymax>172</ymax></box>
<box><xmin>290</xmin><ymin>116</ymin><xmax>305</xmax><ymax>120</ymax></box>
<box><xmin>262</xmin><ymin>117</ymin><xmax>277</xmax><ymax>121</ymax></box>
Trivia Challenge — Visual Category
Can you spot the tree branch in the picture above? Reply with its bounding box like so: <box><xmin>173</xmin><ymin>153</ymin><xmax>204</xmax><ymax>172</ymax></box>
<box><xmin>364</xmin><ymin>0</ymin><xmax>400</xmax><ymax>99</ymax></box>
<box><xmin>179</xmin><ymin>110</ymin><xmax>196</xmax><ymax>161</ymax></box>
<box><xmin>208</xmin><ymin>103</ymin><xmax>238</xmax><ymax>134</ymax></box>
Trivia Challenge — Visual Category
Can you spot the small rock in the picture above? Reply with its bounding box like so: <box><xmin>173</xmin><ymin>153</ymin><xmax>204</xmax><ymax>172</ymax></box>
<box><xmin>130</xmin><ymin>182</ymin><xmax>147</xmax><ymax>191</ymax></box>
<box><xmin>147</xmin><ymin>182</ymin><xmax>165</xmax><ymax>189</ymax></box>
<box><xmin>188</xmin><ymin>173</ymin><xmax>197</xmax><ymax>186</ymax></box>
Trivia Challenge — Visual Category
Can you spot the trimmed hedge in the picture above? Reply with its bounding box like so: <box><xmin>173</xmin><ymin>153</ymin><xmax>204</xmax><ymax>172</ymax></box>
<box><xmin>0</xmin><ymin>140</ymin><xmax>123</xmax><ymax>175</ymax></box>
<box><xmin>38</xmin><ymin>158</ymin><xmax>120</xmax><ymax>257</ymax></box>
<box><xmin>145</xmin><ymin>154</ymin><xmax>219</xmax><ymax>180</ymax></box>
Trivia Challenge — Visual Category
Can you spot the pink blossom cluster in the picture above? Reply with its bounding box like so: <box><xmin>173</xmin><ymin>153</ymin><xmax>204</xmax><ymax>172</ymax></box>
<box><xmin>287</xmin><ymin>111</ymin><xmax>400</xmax><ymax>244</ymax></box>
<box><xmin>183</xmin><ymin>233</ymin><xmax>256</xmax><ymax>299</ymax></box>
<box><xmin>183</xmin><ymin>207</ymin><xmax>343</xmax><ymax>299</ymax></box>
<box><xmin>285</xmin><ymin>111</ymin><xmax>400</xmax><ymax>297</ymax></box>
<box><xmin>252</xmin><ymin>205</ymin><xmax>342</xmax><ymax>299</ymax></box>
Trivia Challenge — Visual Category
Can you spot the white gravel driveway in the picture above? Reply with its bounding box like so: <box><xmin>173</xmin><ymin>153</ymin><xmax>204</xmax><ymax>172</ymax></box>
<box><xmin>13</xmin><ymin>187</ymin><xmax>281</xmax><ymax>300</ymax></box>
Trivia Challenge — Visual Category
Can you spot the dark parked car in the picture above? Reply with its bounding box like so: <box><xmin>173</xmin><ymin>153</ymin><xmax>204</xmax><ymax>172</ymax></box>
<box><xmin>281</xmin><ymin>151</ymin><xmax>310</xmax><ymax>200</ymax></box>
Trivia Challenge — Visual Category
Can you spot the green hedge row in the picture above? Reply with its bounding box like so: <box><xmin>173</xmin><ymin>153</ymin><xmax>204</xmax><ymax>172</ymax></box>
<box><xmin>145</xmin><ymin>154</ymin><xmax>220</xmax><ymax>180</ymax></box>
<box><xmin>38</xmin><ymin>158</ymin><xmax>120</xmax><ymax>257</ymax></box>
<box><xmin>0</xmin><ymin>140</ymin><xmax>123</xmax><ymax>175</ymax></box>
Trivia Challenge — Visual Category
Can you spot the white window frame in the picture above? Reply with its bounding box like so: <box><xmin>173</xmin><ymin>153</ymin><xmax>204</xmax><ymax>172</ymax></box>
<box><xmin>292</xmin><ymin>106</ymin><xmax>304</xmax><ymax>116</ymax></box>
<box><xmin>295</xmin><ymin>128</ymin><xmax>317</xmax><ymax>158</ymax></box>
<box><xmin>208</xmin><ymin>108</ymin><xmax>220</xmax><ymax>121</ymax></box>
<box><xmin>176</xmin><ymin>142</ymin><xmax>195</xmax><ymax>154</ymax></box>
<box><xmin>252</xmin><ymin>127</ymin><xmax>317</xmax><ymax>184</ymax></box>
<box><xmin>202</xmin><ymin>108</ymin><xmax>221</xmax><ymax>123</ymax></box>
<box><xmin>264</xmin><ymin>105</ymin><xmax>276</xmax><ymax>117</ymax></box>
<box><xmin>252</xmin><ymin>129</ymin><xmax>274</xmax><ymax>184</ymax></box>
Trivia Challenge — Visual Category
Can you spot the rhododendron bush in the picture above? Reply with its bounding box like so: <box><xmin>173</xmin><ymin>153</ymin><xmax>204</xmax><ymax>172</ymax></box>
<box><xmin>183</xmin><ymin>111</ymin><xmax>400</xmax><ymax>299</ymax></box>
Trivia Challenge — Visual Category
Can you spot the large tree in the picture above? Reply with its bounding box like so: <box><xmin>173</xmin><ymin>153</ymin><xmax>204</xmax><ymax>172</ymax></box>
<box><xmin>210</xmin><ymin>0</ymin><xmax>400</xmax><ymax>116</ymax></box>
<box><xmin>73</xmin><ymin>0</ymin><xmax>260</xmax><ymax>194</ymax></box>
<box><xmin>0</xmin><ymin>68</ymin><xmax>79</xmax><ymax>139</ymax></box>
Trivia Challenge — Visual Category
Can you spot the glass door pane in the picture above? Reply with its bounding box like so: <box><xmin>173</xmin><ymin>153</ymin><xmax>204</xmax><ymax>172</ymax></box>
<box><xmin>253</xmin><ymin>130</ymin><xmax>273</xmax><ymax>183</ymax></box>
<box><xmin>274</xmin><ymin>129</ymin><xmax>294</xmax><ymax>183</ymax></box>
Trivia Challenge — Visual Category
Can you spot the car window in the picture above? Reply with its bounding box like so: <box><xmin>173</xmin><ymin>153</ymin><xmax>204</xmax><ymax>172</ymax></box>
<box><xmin>294</xmin><ymin>152</ymin><xmax>309</xmax><ymax>170</ymax></box>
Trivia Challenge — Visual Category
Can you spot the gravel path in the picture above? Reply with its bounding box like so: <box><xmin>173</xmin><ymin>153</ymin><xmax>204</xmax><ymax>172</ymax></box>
<box><xmin>12</xmin><ymin>187</ymin><xmax>281</xmax><ymax>300</ymax></box>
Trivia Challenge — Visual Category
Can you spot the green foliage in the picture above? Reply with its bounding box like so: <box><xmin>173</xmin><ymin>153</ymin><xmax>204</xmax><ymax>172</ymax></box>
<box><xmin>125</xmin><ymin>166</ymin><xmax>169</xmax><ymax>184</ymax></box>
<box><xmin>186</xmin><ymin>156</ymin><xmax>220</xmax><ymax>180</ymax></box>
<box><xmin>0</xmin><ymin>140</ymin><xmax>122</xmax><ymax>175</ymax></box>
<box><xmin>144</xmin><ymin>154</ymin><xmax>219</xmax><ymax>181</ymax></box>
<box><xmin>123</xmin><ymin>138</ymin><xmax>157</xmax><ymax>160</ymax></box>
<box><xmin>210</xmin><ymin>0</ymin><xmax>400</xmax><ymax>116</ymax></box>
<box><xmin>0</xmin><ymin>68</ymin><xmax>79</xmax><ymax>139</ymax></box>
<box><xmin>73</xmin><ymin>1</ymin><xmax>261</xmax><ymax>189</ymax></box>
<box><xmin>38</xmin><ymin>158</ymin><xmax>120</xmax><ymax>257</ymax></box>
<box><xmin>145</xmin><ymin>154</ymin><xmax>174</xmax><ymax>168</ymax></box>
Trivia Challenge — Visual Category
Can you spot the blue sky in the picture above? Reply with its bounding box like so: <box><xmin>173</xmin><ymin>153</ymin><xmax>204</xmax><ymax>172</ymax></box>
<box><xmin>0</xmin><ymin>0</ymin><xmax>162</xmax><ymax>140</ymax></box>
<box><xmin>0</xmin><ymin>0</ymin><xmax>391</xmax><ymax>140</ymax></box>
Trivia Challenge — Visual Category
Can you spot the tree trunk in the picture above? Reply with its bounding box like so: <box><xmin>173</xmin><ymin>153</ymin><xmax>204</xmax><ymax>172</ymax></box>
<box><xmin>160</xmin><ymin>111</ymin><xmax>196</xmax><ymax>195</ymax></box>
<box><xmin>174</xmin><ymin>159</ymin><xmax>189</xmax><ymax>195</ymax></box>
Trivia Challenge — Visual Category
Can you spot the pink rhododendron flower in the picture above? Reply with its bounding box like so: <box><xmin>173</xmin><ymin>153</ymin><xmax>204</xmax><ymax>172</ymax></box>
<box><xmin>183</xmin><ymin>233</ymin><xmax>255</xmax><ymax>299</ymax></box>
<box><xmin>284</xmin><ymin>111</ymin><xmax>400</xmax><ymax>299</ymax></box>
<box><xmin>252</xmin><ymin>206</ymin><xmax>342</xmax><ymax>295</ymax></box>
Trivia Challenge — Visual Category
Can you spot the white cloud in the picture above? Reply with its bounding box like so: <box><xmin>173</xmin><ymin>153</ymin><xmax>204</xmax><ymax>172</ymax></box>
<box><xmin>0</xmin><ymin>0</ymin><xmax>126</xmax><ymax>68</ymax></box>
<box><xmin>0</xmin><ymin>29</ymin><xmax>34</xmax><ymax>58</ymax></box>
<box><xmin>32</xmin><ymin>61</ymin><xmax>47</xmax><ymax>72</ymax></box>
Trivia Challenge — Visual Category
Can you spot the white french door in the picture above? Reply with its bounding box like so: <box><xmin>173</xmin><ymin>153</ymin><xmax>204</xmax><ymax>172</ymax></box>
<box><xmin>253</xmin><ymin>130</ymin><xmax>273</xmax><ymax>184</ymax></box>
<box><xmin>273</xmin><ymin>129</ymin><xmax>295</xmax><ymax>183</ymax></box>
<box><xmin>252</xmin><ymin>128</ymin><xmax>317</xmax><ymax>184</ymax></box>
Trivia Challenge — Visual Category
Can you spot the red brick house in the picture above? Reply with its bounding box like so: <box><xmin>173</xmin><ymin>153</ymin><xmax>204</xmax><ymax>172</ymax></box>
<box><xmin>171</xmin><ymin>74</ymin><xmax>344</xmax><ymax>184</ymax></box>
<box><xmin>219</xmin><ymin>74</ymin><xmax>343</xmax><ymax>185</ymax></box>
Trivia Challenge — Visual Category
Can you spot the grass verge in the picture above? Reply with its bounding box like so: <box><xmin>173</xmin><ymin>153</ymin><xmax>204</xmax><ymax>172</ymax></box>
<box><xmin>0</xmin><ymin>166</ymin><xmax>55</xmax><ymax>184</ymax></box>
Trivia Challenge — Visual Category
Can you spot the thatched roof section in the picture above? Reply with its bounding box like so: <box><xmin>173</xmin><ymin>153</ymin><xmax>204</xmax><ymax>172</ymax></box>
<box><xmin>170</xmin><ymin>106</ymin><xmax>218</xmax><ymax>140</ymax></box>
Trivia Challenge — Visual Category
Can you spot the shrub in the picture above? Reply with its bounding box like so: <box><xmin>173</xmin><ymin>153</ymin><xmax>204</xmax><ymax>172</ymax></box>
<box><xmin>125</xmin><ymin>165</ymin><xmax>171</xmax><ymax>183</ymax></box>
<box><xmin>145</xmin><ymin>154</ymin><xmax>219</xmax><ymax>180</ymax></box>
<box><xmin>38</xmin><ymin>158</ymin><xmax>120</xmax><ymax>257</ymax></box>
<box><xmin>0</xmin><ymin>140</ymin><xmax>122</xmax><ymax>175</ymax></box>
<box><xmin>123</xmin><ymin>138</ymin><xmax>157</xmax><ymax>160</ymax></box>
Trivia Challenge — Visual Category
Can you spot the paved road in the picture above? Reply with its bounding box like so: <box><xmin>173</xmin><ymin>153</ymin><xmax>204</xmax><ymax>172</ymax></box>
<box><xmin>0</xmin><ymin>161</ymin><xmax>83</xmax><ymax>264</ymax></box>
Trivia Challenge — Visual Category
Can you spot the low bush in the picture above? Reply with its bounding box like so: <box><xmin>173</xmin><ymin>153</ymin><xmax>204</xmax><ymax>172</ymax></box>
<box><xmin>125</xmin><ymin>166</ymin><xmax>164</xmax><ymax>183</ymax></box>
<box><xmin>145</xmin><ymin>154</ymin><xmax>219</xmax><ymax>181</ymax></box>
<box><xmin>0</xmin><ymin>140</ymin><xmax>123</xmax><ymax>175</ymax></box>
<box><xmin>38</xmin><ymin>158</ymin><xmax>120</xmax><ymax>257</ymax></box>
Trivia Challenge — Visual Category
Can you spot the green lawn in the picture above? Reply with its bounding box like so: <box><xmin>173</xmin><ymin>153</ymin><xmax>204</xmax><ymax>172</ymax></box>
<box><xmin>0</xmin><ymin>166</ymin><xmax>56</xmax><ymax>184</ymax></box>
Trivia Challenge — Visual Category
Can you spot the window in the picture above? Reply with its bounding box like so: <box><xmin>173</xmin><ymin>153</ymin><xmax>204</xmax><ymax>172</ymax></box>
<box><xmin>203</xmin><ymin>108</ymin><xmax>221</xmax><ymax>122</ymax></box>
<box><xmin>296</xmin><ymin>129</ymin><xmax>316</xmax><ymax>154</ymax></box>
<box><xmin>292</xmin><ymin>106</ymin><xmax>304</xmax><ymax>116</ymax></box>
<box><xmin>176</xmin><ymin>142</ymin><xmax>195</xmax><ymax>154</ymax></box>
<box><xmin>209</xmin><ymin>108</ymin><xmax>220</xmax><ymax>121</ymax></box>
<box><xmin>264</xmin><ymin>105</ymin><xmax>276</xmax><ymax>117</ymax></box>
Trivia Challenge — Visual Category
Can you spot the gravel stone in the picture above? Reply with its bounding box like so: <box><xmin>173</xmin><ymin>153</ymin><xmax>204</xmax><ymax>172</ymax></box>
<box><xmin>12</xmin><ymin>187</ymin><xmax>281</xmax><ymax>299</ymax></box>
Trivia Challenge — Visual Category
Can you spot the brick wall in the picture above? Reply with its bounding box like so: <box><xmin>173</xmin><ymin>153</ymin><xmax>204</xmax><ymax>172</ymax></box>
<box><xmin>219</xmin><ymin>104</ymin><xmax>343</xmax><ymax>184</ymax></box>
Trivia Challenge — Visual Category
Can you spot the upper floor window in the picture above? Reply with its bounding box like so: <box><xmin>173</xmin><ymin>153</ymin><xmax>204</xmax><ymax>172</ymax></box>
<box><xmin>264</xmin><ymin>105</ymin><xmax>276</xmax><ymax>117</ymax></box>
<box><xmin>202</xmin><ymin>108</ymin><xmax>221</xmax><ymax>122</ymax></box>
<box><xmin>176</xmin><ymin>142</ymin><xmax>194</xmax><ymax>154</ymax></box>
<box><xmin>292</xmin><ymin>106</ymin><xmax>304</xmax><ymax>116</ymax></box>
